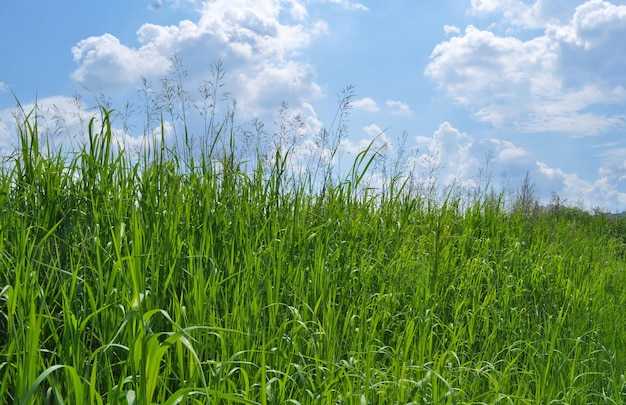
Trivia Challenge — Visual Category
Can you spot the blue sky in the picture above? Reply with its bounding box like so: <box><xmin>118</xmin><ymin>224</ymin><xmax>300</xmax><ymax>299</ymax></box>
<box><xmin>1</xmin><ymin>0</ymin><xmax>626</xmax><ymax>211</ymax></box>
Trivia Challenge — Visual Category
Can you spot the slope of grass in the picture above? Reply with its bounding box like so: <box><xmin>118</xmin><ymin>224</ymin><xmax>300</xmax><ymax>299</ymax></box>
<box><xmin>0</xmin><ymin>107</ymin><xmax>625</xmax><ymax>404</ymax></box>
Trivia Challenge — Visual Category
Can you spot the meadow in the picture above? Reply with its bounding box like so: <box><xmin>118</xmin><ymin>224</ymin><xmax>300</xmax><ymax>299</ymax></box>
<box><xmin>1</xmin><ymin>62</ymin><xmax>626</xmax><ymax>403</ymax></box>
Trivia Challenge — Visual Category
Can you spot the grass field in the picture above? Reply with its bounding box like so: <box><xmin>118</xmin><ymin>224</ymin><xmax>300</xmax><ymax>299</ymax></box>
<box><xmin>1</xmin><ymin>90</ymin><xmax>626</xmax><ymax>404</ymax></box>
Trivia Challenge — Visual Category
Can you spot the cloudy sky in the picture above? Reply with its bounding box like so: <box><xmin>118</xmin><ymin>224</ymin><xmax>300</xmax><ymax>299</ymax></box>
<box><xmin>1</xmin><ymin>0</ymin><xmax>626</xmax><ymax>211</ymax></box>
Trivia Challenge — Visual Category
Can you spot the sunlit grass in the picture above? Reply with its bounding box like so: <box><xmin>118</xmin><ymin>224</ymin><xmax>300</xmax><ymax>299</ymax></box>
<box><xmin>1</xmin><ymin>83</ymin><xmax>626</xmax><ymax>403</ymax></box>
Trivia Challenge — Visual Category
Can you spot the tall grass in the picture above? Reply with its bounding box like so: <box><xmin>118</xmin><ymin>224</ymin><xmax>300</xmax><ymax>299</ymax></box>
<box><xmin>1</xmin><ymin>87</ymin><xmax>626</xmax><ymax>403</ymax></box>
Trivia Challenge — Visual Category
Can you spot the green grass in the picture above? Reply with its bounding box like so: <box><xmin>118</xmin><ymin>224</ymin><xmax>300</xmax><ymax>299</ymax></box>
<box><xmin>1</xmin><ymin>102</ymin><xmax>626</xmax><ymax>404</ymax></box>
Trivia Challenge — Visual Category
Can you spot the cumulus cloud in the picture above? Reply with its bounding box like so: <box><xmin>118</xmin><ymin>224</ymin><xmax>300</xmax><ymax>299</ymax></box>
<box><xmin>412</xmin><ymin>122</ymin><xmax>536</xmax><ymax>194</ymax></box>
<box><xmin>468</xmin><ymin>0</ymin><xmax>584</xmax><ymax>28</ymax></box>
<box><xmin>536</xmin><ymin>160</ymin><xmax>626</xmax><ymax>209</ymax></box>
<box><xmin>386</xmin><ymin>100</ymin><xmax>413</xmax><ymax>117</ymax></box>
<box><xmin>410</xmin><ymin>121</ymin><xmax>626</xmax><ymax>209</ymax></box>
<box><xmin>72</xmin><ymin>33</ymin><xmax>169</xmax><ymax>93</ymax></box>
<box><xmin>427</xmin><ymin>1</ymin><xmax>626</xmax><ymax>136</ymax></box>
<box><xmin>414</xmin><ymin>122</ymin><xmax>479</xmax><ymax>185</ymax></box>
<box><xmin>338</xmin><ymin>123</ymin><xmax>391</xmax><ymax>155</ymax></box>
<box><xmin>443</xmin><ymin>25</ymin><xmax>461</xmax><ymax>36</ymax></box>
<box><xmin>551</xmin><ymin>1</ymin><xmax>626</xmax><ymax>76</ymax></box>
<box><xmin>352</xmin><ymin>97</ymin><xmax>379</xmax><ymax>112</ymax></box>
<box><xmin>362</xmin><ymin>123</ymin><xmax>384</xmax><ymax>138</ymax></box>
<box><xmin>71</xmin><ymin>0</ymin><xmax>331</xmax><ymax>114</ymax></box>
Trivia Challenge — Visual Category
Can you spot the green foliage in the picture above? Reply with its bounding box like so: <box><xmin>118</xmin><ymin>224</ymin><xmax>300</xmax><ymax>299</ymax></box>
<box><xmin>0</xmin><ymin>103</ymin><xmax>625</xmax><ymax>405</ymax></box>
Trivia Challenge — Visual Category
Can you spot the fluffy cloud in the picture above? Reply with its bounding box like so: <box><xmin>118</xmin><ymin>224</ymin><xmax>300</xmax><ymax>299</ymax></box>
<box><xmin>413</xmin><ymin>122</ymin><xmax>479</xmax><ymax>186</ymax></box>
<box><xmin>468</xmin><ymin>0</ymin><xmax>585</xmax><ymax>28</ymax></box>
<box><xmin>410</xmin><ymin>121</ymin><xmax>626</xmax><ymax>209</ymax></box>
<box><xmin>339</xmin><ymin>123</ymin><xmax>391</xmax><ymax>155</ymax></box>
<box><xmin>72</xmin><ymin>33</ymin><xmax>169</xmax><ymax>92</ymax></box>
<box><xmin>443</xmin><ymin>25</ymin><xmax>461</xmax><ymax>36</ymax></box>
<box><xmin>426</xmin><ymin>0</ymin><xmax>626</xmax><ymax>135</ymax></box>
<box><xmin>386</xmin><ymin>100</ymin><xmax>413</xmax><ymax>117</ymax></box>
<box><xmin>469</xmin><ymin>0</ymin><xmax>626</xmax><ymax>34</ymax></box>
<box><xmin>537</xmin><ymin>161</ymin><xmax>626</xmax><ymax>209</ymax></box>
<box><xmin>71</xmin><ymin>0</ymin><xmax>329</xmax><ymax>113</ymax></box>
<box><xmin>412</xmin><ymin>122</ymin><xmax>530</xmax><ymax>192</ymax></box>
<box><xmin>551</xmin><ymin>1</ymin><xmax>626</xmax><ymax>77</ymax></box>
<box><xmin>352</xmin><ymin>97</ymin><xmax>379</xmax><ymax>112</ymax></box>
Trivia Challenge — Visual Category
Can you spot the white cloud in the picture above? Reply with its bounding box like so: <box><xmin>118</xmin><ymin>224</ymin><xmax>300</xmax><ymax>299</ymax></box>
<box><xmin>469</xmin><ymin>0</ymin><xmax>502</xmax><ymax>14</ymax></box>
<box><xmin>598</xmin><ymin>150</ymin><xmax>626</xmax><ymax>181</ymax></box>
<box><xmin>536</xmin><ymin>160</ymin><xmax>626</xmax><ymax>209</ymax></box>
<box><xmin>468</xmin><ymin>0</ymin><xmax>538</xmax><ymax>27</ymax></box>
<box><xmin>468</xmin><ymin>0</ymin><xmax>584</xmax><ymax>28</ymax></box>
<box><xmin>407</xmin><ymin>121</ymin><xmax>626</xmax><ymax>210</ymax></box>
<box><xmin>425</xmin><ymin>26</ymin><xmax>556</xmax><ymax>125</ymax></box>
<box><xmin>425</xmin><ymin>4</ymin><xmax>626</xmax><ymax>136</ymax></box>
<box><xmin>409</xmin><ymin>122</ymin><xmax>486</xmax><ymax>188</ymax></box>
<box><xmin>0</xmin><ymin>82</ymin><xmax>8</xmax><ymax>94</ymax></box>
<box><xmin>428</xmin><ymin>122</ymin><xmax>477</xmax><ymax>184</ymax></box>
<box><xmin>72</xmin><ymin>33</ymin><xmax>169</xmax><ymax>93</ymax></box>
<box><xmin>363</xmin><ymin>124</ymin><xmax>384</xmax><ymax>139</ymax></box>
<box><xmin>411</xmin><ymin>123</ymin><xmax>532</xmax><ymax>195</ymax></box>
<box><xmin>560</xmin><ymin>1</ymin><xmax>621</xmax><ymax>46</ymax></box>
<box><xmin>352</xmin><ymin>97</ymin><xmax>379</xmax><ymax>112</ymax></box>
<box><xmin>338</xmin><ymin>123</ymin><xmax>390</xmax><ymax>155</ymax></box>
<box><xmin>288</xmin><ymin>0</ymin><xmax>309</xmax><ymax>20</ymax></box>
<box><xmin>235</xmin><ymin>60</ymin><xmax>323</xmax><ymax>113</ymax></box>
<box><xmin>386</xmin><ymin>100</ymin><xmax>413</xmax><ymax>117</ymax></box>
<box><xmin>490</xmin><ymin>138</ymin><xmax>530</xmax><ymax>161</ymax></box>
<box><xmin>444</xmin><ymin>25</ymin><xmax>461</xmax><ymax>36</ymax></box>
<box><xmin>551</xmin><ymin>1</ymin><xmax>626</xmax><ymax>60</ymax></box>
<box><xmin>71</xmin><ymin>0</ymin><xmax>330</xmax><ymax>114</ymax></box>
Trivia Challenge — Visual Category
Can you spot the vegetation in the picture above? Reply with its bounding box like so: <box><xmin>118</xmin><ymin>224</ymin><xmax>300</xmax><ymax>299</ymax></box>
<box><xmin>1</xmin><ymin>61</ymin><xmax>626</xmax><ymax>403</ymax></box>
